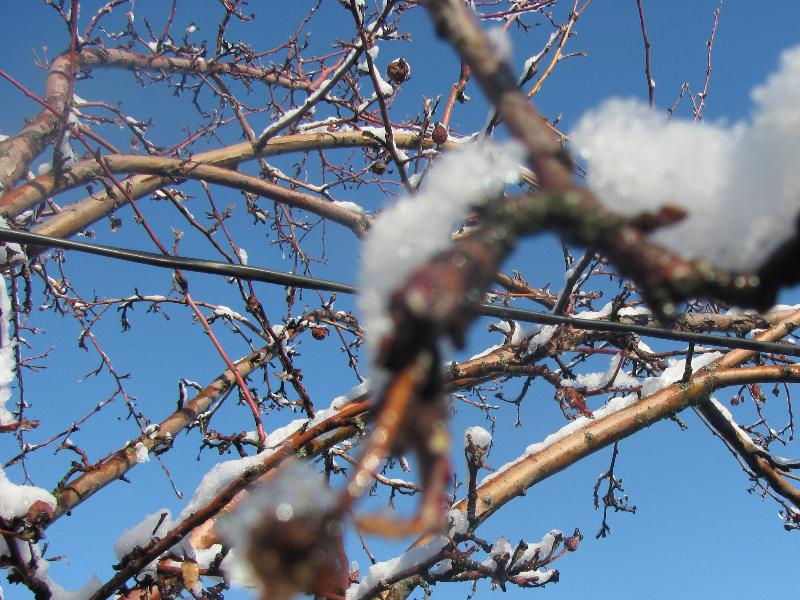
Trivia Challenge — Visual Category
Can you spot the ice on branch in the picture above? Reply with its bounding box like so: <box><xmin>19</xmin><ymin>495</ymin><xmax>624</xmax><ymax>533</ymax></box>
<box><xmin>571</xmin><ymin>44</ymin><xmax>800</xmax><ymax>271</ymax></box>
<box><xmin>359</xmin><ymin>139</ymin><xmax>524</xmax><ymax>357</ymax></box>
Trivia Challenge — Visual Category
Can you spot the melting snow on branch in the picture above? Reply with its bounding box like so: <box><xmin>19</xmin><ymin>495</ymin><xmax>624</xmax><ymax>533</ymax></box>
<box><xmin>561</xmin><ymin>354</ymin><xmax>640</xmax><ymax>391</ymax></box>
<box><xmin>464</xmin><ymin>425</ymin><xmax>492</xmax><ymax>449</ymax></box>
<box><xmin>482</xmin><ymin>350</ymin><xmax>721</xmax><ymax>486</ymax></box>
<box><xmin>572</xmin><ymin>44</ymin><xmax>800</xmax><ymax>271</ymax></box>
<box><xmin>114</xmin><ymin>510</ymin><xmax>175</xmax><ymax>573</ymax></box>
<box><xmin>0</xmin><ymin>275</ymin><xmax>17</xmax><ymax>426</ymax></box>
<box><xmin>359</xmin><ymin>139</ymin><xmax>524</xmax><ymax>356</ymax></box>
<box><xmin>0</xmin><ymin>468</ymin><xmax>56</xmax><ymax>520</ymax></box>
<box><xmin>346</xmin><ymin>535</ymin><xmax>449</xmax><ymax>600</ymax></box>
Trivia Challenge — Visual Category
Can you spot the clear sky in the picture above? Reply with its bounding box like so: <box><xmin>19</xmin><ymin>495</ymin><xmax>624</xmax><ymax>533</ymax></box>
<box><xmin>1</xmin><ymin>1</ymin><xmax>799</xmax><ymax>599</ymax></box>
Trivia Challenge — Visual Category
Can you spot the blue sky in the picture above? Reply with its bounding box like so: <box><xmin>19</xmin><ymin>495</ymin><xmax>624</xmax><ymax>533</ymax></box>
<box><xmin>1</xmin><ymin>1</ymin><xmax>800</xmax><ymax>599</ymax></box>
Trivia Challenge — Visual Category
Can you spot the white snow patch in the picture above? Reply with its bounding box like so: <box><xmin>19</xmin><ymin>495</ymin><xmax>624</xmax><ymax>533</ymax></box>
<box><xmin>214</xmin><ymin>305</ymin><xmax>245</xmax><ymax>321</ymax></box>
<box><xmin>332</xmin><ymin>200</ymin><xmax>366</xmax><ymax>214</ymax></box>
<box><xmin>361</xmin><ymin>125</ymin><xmax>388</xmax><ymax>142</ymax></box>
<box><xmin>469</xmin><ymin>343</ymin><xmax>502</xmax><ymax>360</ymax></box>
<box><xmin>514</xmin><ymin>530</ymin><xmax>562</xmax><ymax>566</ymax></box>
<box><xmin>619</xmin><ymin>306</ymin><xmax>652</xmax><ymax>317</ymax></box>
<box><xmin>527</xmin><ymin>324</ymin><xmax>558</xmax><ymax>354</ymax></box>
<box><xmin>640</xmin><ymin>350</ymin><xmax>722</xmax><ymax>397</ymax></box>
<box><xmin>346</xmin><ymin>535</ymin><xmax>448</xmax><ymax>600</ymax></box>
<box><xmin>464</xmin><ymin>426</ymin><xmax>492</xmax><ymax>449</ymax></box>
<box><xmin>359</xmin><ymin>139</ymin><xmax>524</xmax><ymax>356</ymax></box>
<box><xmin>0</xmin><ymin>275</ymin><xmax>18</xmax><ymax>425</ymax></box>
<box><xmin>133</xmin><ymin>442</ymin><xmax>150</xmax><ymax>464</ymax></box>
<box><xmin>114</xmin><ymin>509</ymin><xmax>174</xmax><ymax>573</ymax></box>
<box><xmin>571</xmin><ymin>44</ymin><xmax>800</xmax><ymax>271</ymax></box>
<box><xmin>0</xmin><ymin>468</ymin><xmax>56</xmax><ymax>520</ymax></box>
<box><xmin>481</xmin><ymin>393</ymin><xmax>638</xmax><ymax>486</ymax></box>
<box><xmin>236</xmin><ymin>248</ymin><xmax>248</xmax><ymax>265</ymax></box>
<box><xmin>447</xmin><ymin>508</ymin><xmax>469</xmax><ymax>535</ymax></box>
<box><xmin>562</xmin><ymin>355</ymin><xmax>639</xmax><ymax>391</ymax></box>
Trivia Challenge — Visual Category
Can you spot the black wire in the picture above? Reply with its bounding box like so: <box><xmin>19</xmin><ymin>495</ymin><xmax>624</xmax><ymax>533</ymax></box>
<box><xmin>477</xmin><ymin>305</ymin><xmax>800</xmax><ymax>357</ymax></box>
<box><xmin>2</xmin><ymin>227</ymin><xmax>799</xmax><ymax>357</ymax></box>
<box><xmin>0</xmin><ymin>228</ymin><xmax>355</xmax><ymax>294</ymax></box>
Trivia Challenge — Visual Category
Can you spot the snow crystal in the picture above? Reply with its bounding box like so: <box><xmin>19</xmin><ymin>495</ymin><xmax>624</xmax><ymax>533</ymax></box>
<box><xmin>180</xmin><ymin>388</ymin><xmax>356</xmax><ymax>520</ymax></box>
<box><xmin>359</xmin><ymin>139</ymin><xmax>525</xmax><ymax>356</ymax></box>
<box><xmin>178</xmin><ymin>451</ymin><xmax>269</xmax><ymax>521</ymax></box>
<box><xmin>299</xmin><ymin>116</ymin><xmax>340</xmax><ymax>133</ymax></box>
<box><xmin>361</xmin><ymin>125</ymin><xmax>388</xmax><ymax>142</ymax></box>
<box><xmin>574</xmin><ymin>301</ymin><xmax>614</xmax><ymax>321</ymax></box>
<box><xmin>516</xmin><ymin>568</ymin><xmax>556</xmax><ymax>584</ymax></box>
<box><xmin>375</xmin><ymin>71</ymin><xmax>394</xmax><ymax>97</ymax></box>
<box><xmin>571</xmin><ymin>44</ymin><xmax>800</xmax><ymax>271</ymax></box>
<box><xmin>0</xmin><ymin>467</ymin><xmax>56</xmax><ymax>520</ymax></box>
<box><xmin>482</xmin><ymin>348</ymin><xmax>723</xmax><ymax>486</ymax></box>
<box><xmin>469</xmin><ymin>343</ymin><xmax>502</xmax><ymax>360</ymax></box>
<box><xmin>464</xmin><ymin>425</ymin><xmax>492</xmax><ymax>449</ymax></box>
<box><xmin>221</xmin><ymin>462</ymin><xmax>335</xmax><ymax>541</ymax></box>
<box><xmin>490</xmin><ymin>320</ymin><xmax>526</xmax><ymax>345</ymax></box>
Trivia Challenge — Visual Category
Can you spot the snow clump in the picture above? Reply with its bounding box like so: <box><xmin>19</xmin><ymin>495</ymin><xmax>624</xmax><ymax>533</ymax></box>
<box><xmin>571</xmin><ymin>44</ymin><xmax>800</xmax><ymax>271</ymax></box>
